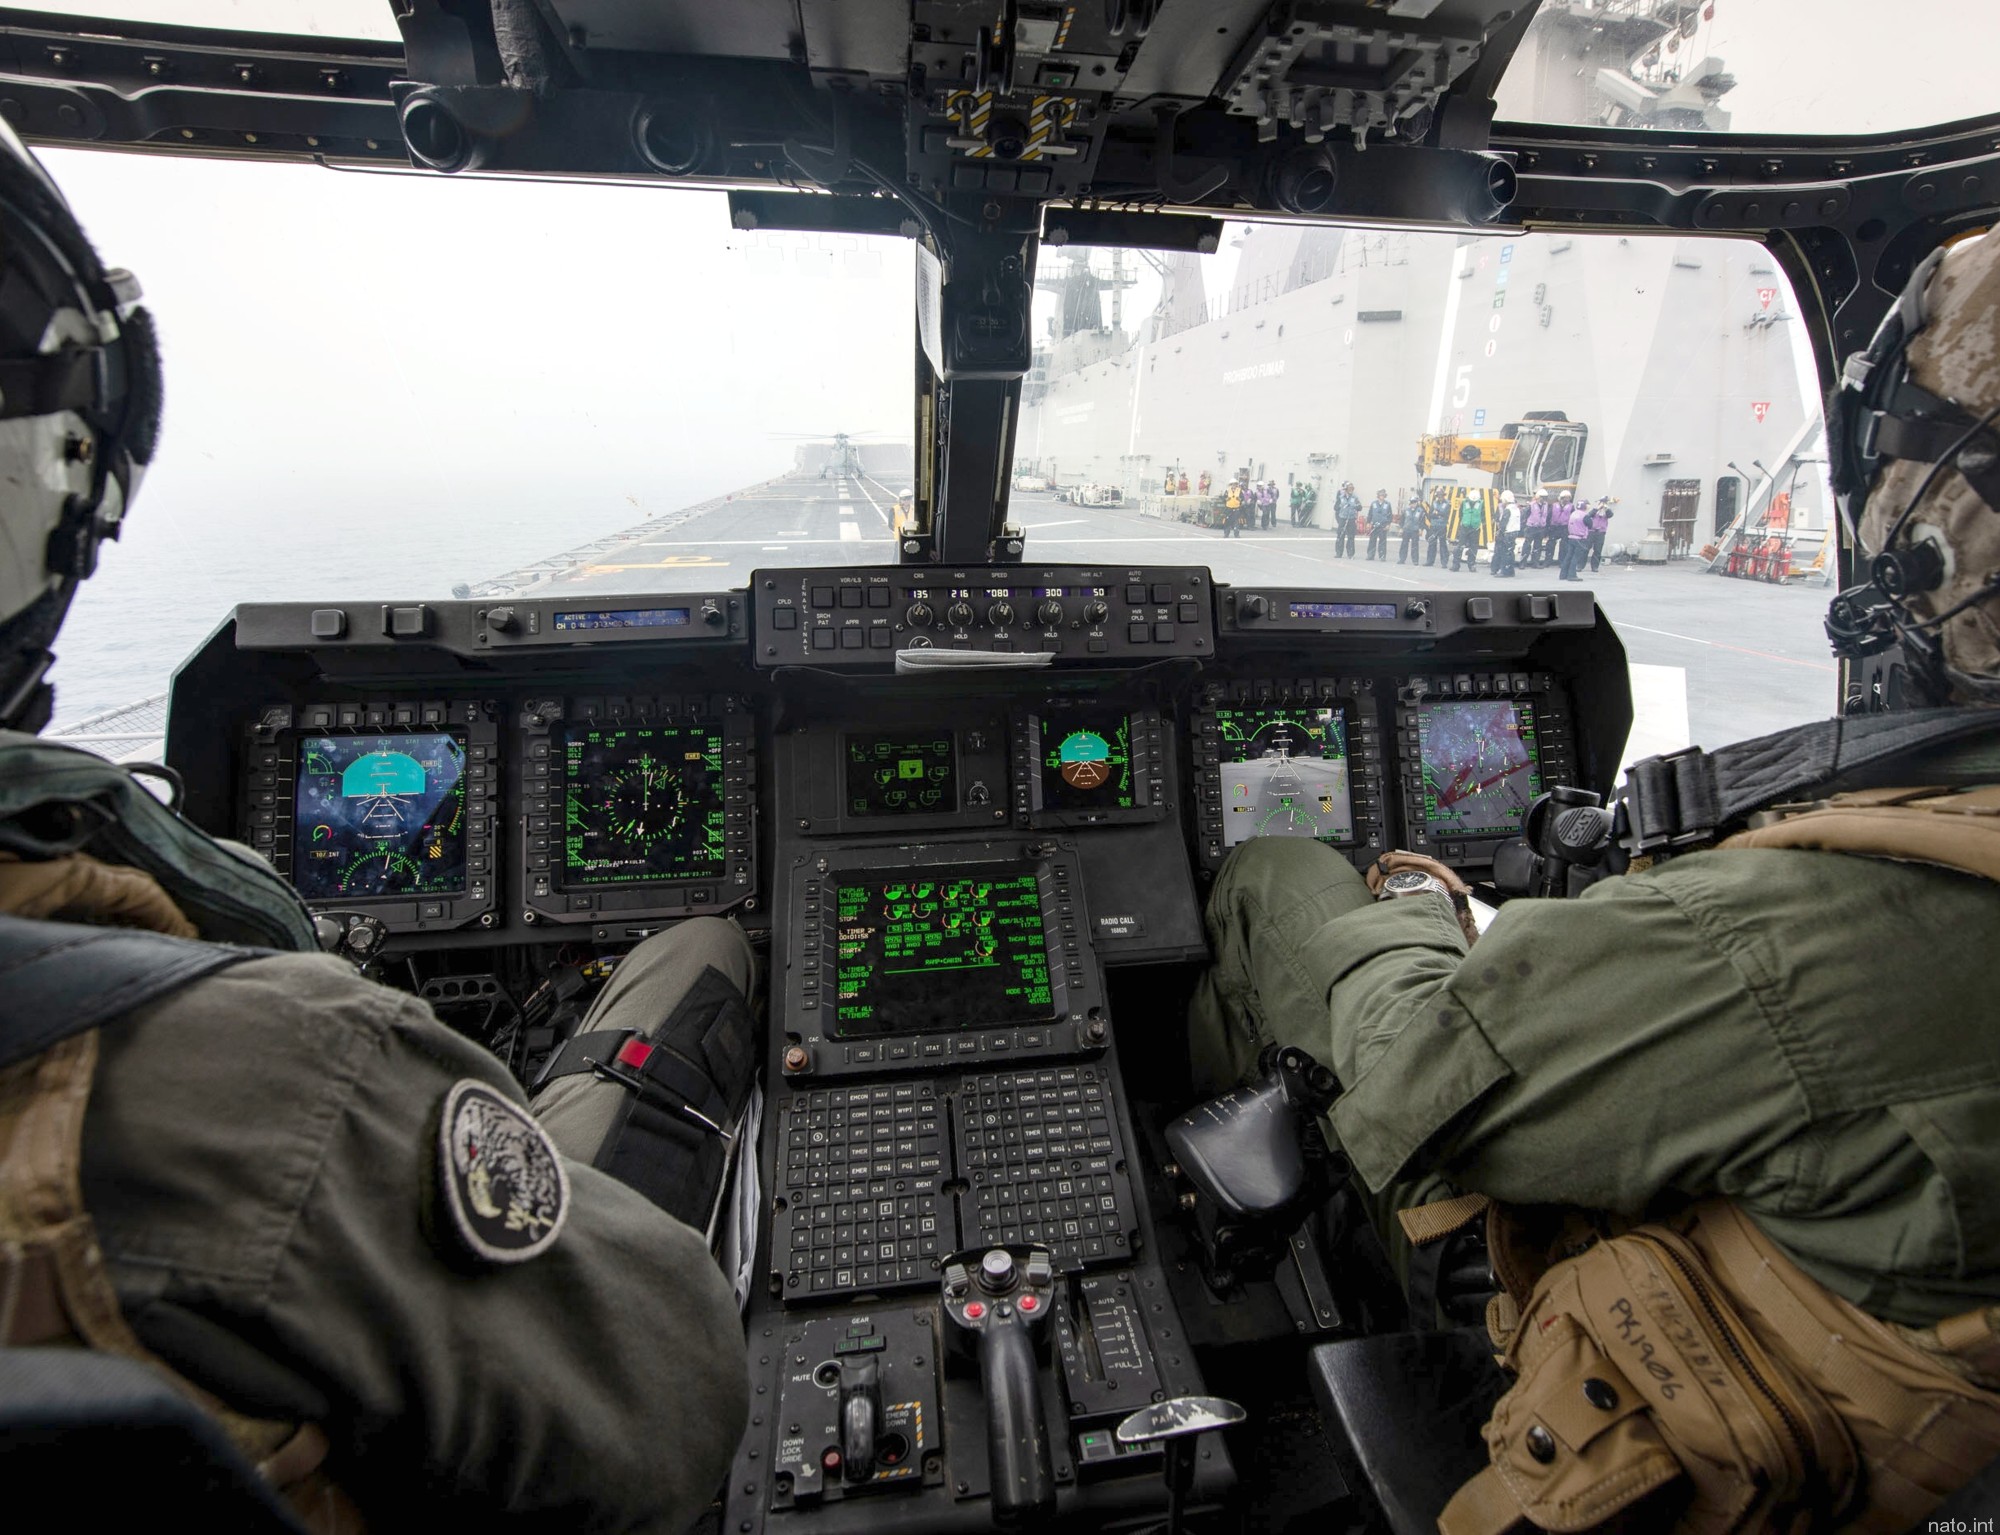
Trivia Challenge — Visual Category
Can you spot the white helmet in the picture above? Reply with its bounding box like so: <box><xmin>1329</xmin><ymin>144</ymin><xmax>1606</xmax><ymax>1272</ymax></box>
<box><xmin>0</xmin><ymin>120</ymin><xmax>161</xmax><ymax>732</ymax></box>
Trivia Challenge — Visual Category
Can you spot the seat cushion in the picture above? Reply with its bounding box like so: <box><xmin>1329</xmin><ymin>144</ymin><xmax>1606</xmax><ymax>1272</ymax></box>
<box><xmin>1306</xmin><ymin>1328</ymin><xmax>1507</xmax><ymax>1535</ymax></box>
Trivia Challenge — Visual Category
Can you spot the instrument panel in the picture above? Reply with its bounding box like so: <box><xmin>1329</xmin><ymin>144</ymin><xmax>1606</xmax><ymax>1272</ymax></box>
<box><xmin>195</xmin><ymin>564</ymin><xmax>1626</xmax><ymax>1535</ymax></box>
<box><xmin>222</xmin><ymin>566</ymin><xmax>1616</xmax><ymax>942</ymax></box>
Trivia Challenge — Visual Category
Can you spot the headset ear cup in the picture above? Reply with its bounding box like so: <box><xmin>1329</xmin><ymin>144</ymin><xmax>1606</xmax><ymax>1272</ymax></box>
<box><xmin>121</xmin><ymin>304</ymin><xmax>162</xmax><ymax>465</ymax></box>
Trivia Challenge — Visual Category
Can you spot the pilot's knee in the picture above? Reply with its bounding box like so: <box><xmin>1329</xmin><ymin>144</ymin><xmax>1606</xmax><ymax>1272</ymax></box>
<box><xmin>1211</xmin><ymin>836</ymin><xmax>1360</xmax><ymax>906</ymax></box>
<box><xmin>622</xmin><ymin>914</ymin><xmax>756</xmax><ymax>996</ymax></box>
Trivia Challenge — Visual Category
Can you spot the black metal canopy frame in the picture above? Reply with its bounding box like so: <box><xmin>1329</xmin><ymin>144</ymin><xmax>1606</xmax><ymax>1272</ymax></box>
<box><xmin>1</xmin><ymin>0</ymin><xmax>1994</xmax><ymax>573</ymax></box>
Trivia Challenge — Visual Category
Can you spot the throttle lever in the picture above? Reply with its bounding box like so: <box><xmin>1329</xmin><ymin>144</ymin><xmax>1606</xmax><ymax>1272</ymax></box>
<box><xmin>942</xmin><ymin>1245</ymin><xmax>1058</xmax><ymax>1526</ymax></box>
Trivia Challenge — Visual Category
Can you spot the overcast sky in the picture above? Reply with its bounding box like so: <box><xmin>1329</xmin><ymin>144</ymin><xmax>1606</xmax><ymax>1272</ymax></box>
<box><xmin>31</xmin><ymin>0</ymin><xmax>2000</xmax><ymax>722</ymax></box>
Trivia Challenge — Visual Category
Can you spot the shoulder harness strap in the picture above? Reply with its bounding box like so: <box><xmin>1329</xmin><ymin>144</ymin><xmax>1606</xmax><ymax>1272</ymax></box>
<box><xmin>0</xmin><ymin>913</ymin><xmax>269</xmax><ymax>1072</ymax></box>
<box><xmin>1718</xmin><ymin>785</ymin><xmax>2000</xmax><ymax>885</ymax></box>
<box><xmin>1611</xmin><ymin>707</ymin><xmax>2000</xmax><ymax>864</ymax></box>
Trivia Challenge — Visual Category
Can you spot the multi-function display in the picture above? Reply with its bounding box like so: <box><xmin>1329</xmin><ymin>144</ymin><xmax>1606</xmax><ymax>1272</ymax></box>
<box><xmin>558</xmin><ymin>722</ymin><xmax>728</xmax><ymax>887</ymax></box>
<box><xmin>844</xmin><ymin>732</ymin><xmax>958</xmax><ymax>817</ymax></box>
<box><xmin>832</xmin><ymin>871</ymin><xmax>1057</xmax><ymax>1036</ymax></box>
<box><xmin>293</xmin><ymin>731</ymin><xmax>467</xmax><ymax>899</ymax></box>
<box><xmin>1214</xmin><ymin>705</ymin><xmax>1354</xmax><ymax>846</ymax></box>
<box><xmin>1416</xmin><ymin>699</ymin><xmax>1544</xmax><ymax>836</ymax></box>
<box><xmin>1036</xmin><ymin>707</ymin><xmax>1138</xmax><ymax>813</ymax></box>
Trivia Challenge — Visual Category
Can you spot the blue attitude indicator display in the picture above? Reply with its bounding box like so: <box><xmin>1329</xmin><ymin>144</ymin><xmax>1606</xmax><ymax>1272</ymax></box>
<box><xmin>1037</xmin><ymin>707</ymin><xmax>1136</xmax><ymax>812</ymax></box>
<box><xmin>1417</xmin><ymin>700</ymin><xmax>1544</xmax><ymax>836</ymax></box>
<box><xmin>293</xmin><ymin>732</ymin><xmax>467</xmax><ymax>899</ymax></box>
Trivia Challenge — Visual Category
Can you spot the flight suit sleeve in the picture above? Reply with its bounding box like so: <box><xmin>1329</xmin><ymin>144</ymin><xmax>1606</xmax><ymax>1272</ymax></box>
<box><xmin>84</xmin><ymin>953</ymin><xmax>749</xmax><ymax>1533</ymax></box>
<box><xmin>1194</xmin><ymin>838</ymin><xmax>1808</xmax><ymax>1220</ymax></box>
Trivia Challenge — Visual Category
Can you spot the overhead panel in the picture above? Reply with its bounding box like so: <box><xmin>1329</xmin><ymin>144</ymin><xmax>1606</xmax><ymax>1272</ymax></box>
<box><xmin>536</xmin><ymin>0</ymin><xmax>802</xmax><ymax>60</ymax></box>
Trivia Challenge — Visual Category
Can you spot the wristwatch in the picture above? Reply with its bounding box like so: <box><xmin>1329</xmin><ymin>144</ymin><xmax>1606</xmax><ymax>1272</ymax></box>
<box><xmin>1377</xmin><ymin>869</ymin><xmax>1452</xmax><ymax>901</ymax></box>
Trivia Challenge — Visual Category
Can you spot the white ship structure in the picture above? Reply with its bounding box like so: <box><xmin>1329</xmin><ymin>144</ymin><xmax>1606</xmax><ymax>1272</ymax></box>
<box><xmin>1015</xmin><ymin>0</ymin><xmax>1827</xmax><ymax>560</ymax></box>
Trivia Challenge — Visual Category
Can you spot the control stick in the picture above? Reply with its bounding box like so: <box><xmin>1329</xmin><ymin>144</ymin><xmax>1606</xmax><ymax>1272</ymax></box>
<box><xmin>942</xmin><ymin>1245</ymin><xmax>1058</xmax><ymax>1526</ymax></box>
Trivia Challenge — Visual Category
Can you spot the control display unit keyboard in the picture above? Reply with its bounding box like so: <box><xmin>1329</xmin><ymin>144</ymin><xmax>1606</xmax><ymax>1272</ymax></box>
<box><xmin>771</xmin><ymin>1065</ymin><xmax>1137</xmax><ymax>1304</ymax></box>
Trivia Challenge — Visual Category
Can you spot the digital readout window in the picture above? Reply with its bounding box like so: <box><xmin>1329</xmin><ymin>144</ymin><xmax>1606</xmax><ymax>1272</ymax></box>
<box><xmin>1417</xmin><ymin>699</ymin><xmax>1543</xmax><ymax>836</ymax></box>
<box><xmin>1214</xmin><ymin>705</ymin><xmax>1354</xmax><ymax>846</ymax></box>
<box><xmin>844</xmin><ymin>732</ymin><xmax>958</xmax><ymax>816</ymax></box>
<box><xmin>832</xmin><ymin>871</ymin><xmax>1056</xmax><ymax>1036</ymax></box>
<box><xmin>558</xmin><ymin>723</ymin><xmax>727</xmax><ymax>887</ymax></box>
<box><xmin>1037</xmin><ymin>707</ymin><xmax>1137</xmax><ymax>812</ymax></box>
<box><xmin>293</xmin><ymin>732</ymin><xmax>467</xmax><ymax>900</ymax></box>
<box><xmin>552</xmin><ymin>608</ymin><xmax>691</xmax><ymax>631</ymax></box>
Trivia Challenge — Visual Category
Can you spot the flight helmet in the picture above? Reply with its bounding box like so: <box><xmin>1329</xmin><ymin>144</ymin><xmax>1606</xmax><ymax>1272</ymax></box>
<box><xmin>0</xmin><ymin>121</ymin><xmax>161</xmax><ymax>733</ymax></box>
<box><xmin>1826</xmin><ymin>230</ymin><xmax>2000</xmax><ymax>704</ymax></box>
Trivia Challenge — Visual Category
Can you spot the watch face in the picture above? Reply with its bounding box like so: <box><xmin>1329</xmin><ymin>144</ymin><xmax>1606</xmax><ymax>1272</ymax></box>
<box><xmin>1382</xmin><ymin>869</ymin><xmax>1445</xmax><ymax>897</ymax></box>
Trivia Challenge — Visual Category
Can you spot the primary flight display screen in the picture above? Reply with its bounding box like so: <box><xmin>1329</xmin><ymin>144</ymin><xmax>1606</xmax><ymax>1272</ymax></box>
<box><xmin>844</xmin><ymin>732</ymin><xmax>958</xmax><ymax>817</ymax></box>
<box><xmin>558</xmin><ymin>722</ymin><xmax>728</xmax><ymax>887</ymax></box>
<box><xmin>1215</xmin><ymin>705</ymin><xmax>1354</xmax><ymax>846</ymax></box>
<box><xmin>832</xmin><ymin>871</ymin><xmax>1057</xmax><ymax>1036</ymax></box>
<box><xmin>1036</xmin><ymin>707</ymin><xmax>1138</xmax><ymax>812</ymax></box>
<box><xmin>293</xmin><ymin>732</ymin><xmax>467</xmax><ymax>900</ymax></box>
<box><xmin>1417</xmin><ymin>700</ymin><xmax>1544</xmax><ymax>836</ymax></box>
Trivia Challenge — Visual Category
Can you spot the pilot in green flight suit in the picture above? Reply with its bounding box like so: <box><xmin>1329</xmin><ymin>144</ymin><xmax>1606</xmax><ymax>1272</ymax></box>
<box><xmin>1191</xmin><ymin>232</ymin><xmax>2000</xmax><ymax>1337</ymax></box>
<box><xmin>1189</xmin><ymin>230</ymin><xmax>2000</xmax><ymax>1526</ymax></box>
<box><xmin>0</xmin><ymin>126</ymin><xmax>747</xmax><ymax>1529</ymax></box>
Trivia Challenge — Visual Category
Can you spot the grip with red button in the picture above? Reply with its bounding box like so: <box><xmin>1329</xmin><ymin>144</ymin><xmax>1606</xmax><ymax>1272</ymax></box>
<box><xmin>941</xmin><ymin>1245</ymin><xmax>1058</xmax><ymax>1527</ymax></box>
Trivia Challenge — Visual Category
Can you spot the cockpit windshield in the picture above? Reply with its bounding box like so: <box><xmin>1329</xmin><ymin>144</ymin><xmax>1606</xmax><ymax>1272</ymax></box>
<box><xmin>46</xmin><ymin>143</ymin><xmax>1841</xmax><ymax>768</ymax></box>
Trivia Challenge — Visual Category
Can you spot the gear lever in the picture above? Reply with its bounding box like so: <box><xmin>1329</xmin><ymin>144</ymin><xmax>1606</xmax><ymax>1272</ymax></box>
<box><xmin>838</xmin><ymin>1355</ymin><xmax>882</xmax><ymax>1482</ymax></box>
<box><xmin>941</xmin><ymin>1245</ymin><xmax>1058</xmax><ymax>1526</ymax></box>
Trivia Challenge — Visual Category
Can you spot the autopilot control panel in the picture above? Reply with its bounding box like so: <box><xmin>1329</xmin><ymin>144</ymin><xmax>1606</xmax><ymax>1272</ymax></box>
<box><xmin>178</xmin><ymin>564</ymin><xmax>1626</xmax><ymax>1534</ymax></box>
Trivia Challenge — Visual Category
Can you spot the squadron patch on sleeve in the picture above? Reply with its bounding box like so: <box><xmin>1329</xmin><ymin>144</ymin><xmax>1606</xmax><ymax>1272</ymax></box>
<box><xmin>434</xmin><ymin>1079</ymin><xmax>571</xmax><ymax>1265</ymax></box>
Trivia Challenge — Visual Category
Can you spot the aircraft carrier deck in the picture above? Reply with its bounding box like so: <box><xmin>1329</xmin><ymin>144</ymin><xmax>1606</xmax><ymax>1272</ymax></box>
<box><xmin>477</xmin><ymin>470</ymin><xmax>1840</xmax><ymax>763</ymax></box>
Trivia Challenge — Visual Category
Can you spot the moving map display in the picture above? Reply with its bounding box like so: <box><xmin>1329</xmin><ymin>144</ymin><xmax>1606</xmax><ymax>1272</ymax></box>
<box><xmin>844</xmin><ymin>731</ymin><xmax>958</xmax><ymax>817</ymax></box>
<box><xmin>559</xmin><ymin>723</ymin><xmax>727</xmax><ymax>887</ymax></box>
<box><xmin>1215</xmin><ymin>706</ymin><xmax>1354</xmax><ymax>846</ymax></box>
<box><xmin>833</xmin><ymin>871</ymin><xmax>1056</xmax><ymax>1036</ymax></box>
<box><xmin>1417</xmin><ymin>700</ymin><xmax>1544</xmax><ymax>836</ymax></box>
<box><xmin>293</xmin><ymin>732</ymin><xmax>467</xmax><ymax>900</ymax></box>
<box><xmin>1037</xmin><ymin>707</ymin><xmax>1137</xmax><ymax>812</ymax></box>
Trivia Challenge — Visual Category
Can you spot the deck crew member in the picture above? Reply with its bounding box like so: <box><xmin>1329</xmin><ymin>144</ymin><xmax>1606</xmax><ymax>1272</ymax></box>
<box><xmin>1558</xmin><ymin>494</ymin><xmax>1592</xmax><ymax>580</ymax></box>
<box><xmin>1364</xmin><ymin>489</ymin><xmax>1393</xmax><ymax>560</ymax></box>
<box><xmin>1489</xmin><ymin>491</ymin><xmax>1519</xmax><ymax>577</ymax></box>
<box><xmin>1450</xmin><ymin>493</ymin><xmax>1483</xmax><ymax>571</ymax></box>
<box><xmin>1425</xmin><ymin>487</ymin><xmax>1452</xmax><ymax>566</ymax></box>
<box><xmin>1397</xmin><ymin>493</ymin><xmax>1424</xmax><ymax>564</ymax></box>
<box><xmin>1585</xmin><ymin>496</ymin><xmax>1614</xmax><ymax>571</ymax></box>
<box><xmin>1333</xmin><ymin>481</ymin><xmax>1362</xmax><ymax>557</ymax></box>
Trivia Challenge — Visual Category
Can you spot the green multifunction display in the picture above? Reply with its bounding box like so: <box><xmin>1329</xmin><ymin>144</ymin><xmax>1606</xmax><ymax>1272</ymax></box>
<box><xmin>844</xmin><ymin>731</ymin><xmax>957</xmax><ymax>817</ymax></box>
<box><xmin>1214</xmin><ymin>705</ymin><xmax>1354</xmax><ymax>847</ymax></box>
<box><xmin>833</xmin><ymin>871</ymin><xmax>1057</xmax><ymax>1036</ymax></box>
<box><xmin>558</xmin><ymin>722</ymin><xmax>728</xmax><ymax>887</ymax></box>
<box><xmin>293</xmin><ymin>732</ymin><xmax>467</xmax><ymax>899</ymax></box>
<box><xmin>1416</xmin><ymin>699</ymin><xmax>1544</xmax><ymax>837</ymax></box>
<box><xmin>1037</xmin><ymin>707</ymin><xmax>1137</xmax><ymax>812</ymax></box>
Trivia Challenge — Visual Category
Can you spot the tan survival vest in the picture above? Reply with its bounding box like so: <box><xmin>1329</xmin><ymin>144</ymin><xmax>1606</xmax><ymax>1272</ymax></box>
<box><xmin>0</xmin><ymin>851</ymin><xmax>363</xmax><ymax>1532</ymax></box>
<box><xmin>1425</xmin><ymin>786</ymin><xmax>2000</xmax><ymax>1533</ymax></box>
